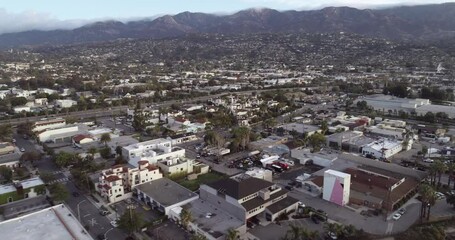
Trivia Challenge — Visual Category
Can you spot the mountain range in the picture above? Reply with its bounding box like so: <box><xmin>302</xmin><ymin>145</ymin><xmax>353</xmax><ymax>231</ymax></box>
<box><xmin>1</xmin><ymin>3</ymin><xmax>455</xmax><ymax>49</ymax></box>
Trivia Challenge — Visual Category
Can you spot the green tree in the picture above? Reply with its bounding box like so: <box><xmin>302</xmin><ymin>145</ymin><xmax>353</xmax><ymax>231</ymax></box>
<box><xmin>324</xmin><ymin>222</ymin><xmax>344</xmax><ymax>239</ymax></box>
<box><xmin>54</xmin><ymin>152</ymin><xmax>75</xmax><ymax>167</ymax></box>
<box><xmin>421</xmin><ymin>145</ymin><xmax>428</xmax><ymax>156</ymax></box>
<box><xmin>49</xmin><ymin>183</ymin><xmax>69</xmax><ymax>203</ymax></box>
<box><xmin>320</xmin><ymin>120</ymin><xmax>328</xmax><ymax>134</ymax></box>
<box><xmin>0</xmin><ymin>124</ymin><xmax>13</xmax><ymax>141</ymax></box>
<box><xmin>10</xmin><ymin>97</ymin><xmax>27</xmax><ymax>106</ymax></box>
<box><xmin>226</xmin><ymin>228</ymin><xmax>239</xmax><ymax>240</ymax></box>
<box><xmin>180</xmin><ymin>208</ymin><xmax>193</xmax><ymax>230</ymax></box>
<box><xmin>447</xmin><ymin>162</ymin><xmax>455</xmax><ymax>188</ymax></box>
<box><xmin>39</xmin><ymin>171</ymin><xmax>56</xmax><ymax>184</ymax></box>
<box><xmin>115</xmin><ymin>146</ymin><xmax>123</xmax><ymax>156</ymax></box>
<box><xmin>20</xmin><ymin>151</ymin><xmax>41</xmax><ymax>165</ymax></box>
<box><xmin>308</xmin><ymin>133</ymin><xmax>326</xmax><ymax>152</ymax></box>
<box><xmin>118</xmin><ymin>208</ymin><xmax>144</xmax><ymax>235</ymax></box>
<box><xmin>432</xmin><ymin>160</ymin><xmax>447</xmax><ymax>186</ymax></box>
<box><xmin>446</xmin><ymin>194</ymin><xmax>455</xmax><ymax>208</ymax></box>
<box><xmin>87</xmin><ymin>147</ymin><xmax>98</xmax><ymax>160</ymax></box>
<box><xmin>419</xmin><ymin>183</ymin><xmax>437</xmax><ymax>221</ymax></box>
<box><xmin>99</xmin><ymin>147</ymin><xmax>112</xmax><ymax>159</ymax></box>
<box><xmin>100</xmin><ymin>133</ymin><xmax>111</xmax><ymax>147</ymax></box>
<box><xmin>0</xmin><ymin>166</ymin><xmax>13</xmax><ymax>183</ymax></box>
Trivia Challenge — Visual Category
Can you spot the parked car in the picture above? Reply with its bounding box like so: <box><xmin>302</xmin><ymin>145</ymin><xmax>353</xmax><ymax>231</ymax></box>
<box><xmin>327</xmin><ymin>232</ymin><xmax>338</xmax><ymax>240</ymax></box>
<box><xmin>423</xmin><ymin>158</ymin><xmax>434</xmax><ymax>163</ymax></box>
<box><xmin>311</xmin><ymin>215</ymin><xmax>320</xmax><ymax>224</ymax></box>
<box><xmin>392</xmin><ymin>213</ymin><xmax>401</xmax><ymax>220</ymax></box>
<box><xmin>436</xmin><ymin>192</ymin><xmax>445</xmax><ymax>200</ymax></box>
<box><xmin>398</xmin><ymin>208</ymin><xmax>406</xmax><ymax>215</ymax></box>
<box><xmin>285</xmin><ymin>186</ymin><xmax>294</xmax><ymax>191</ymax></box>
<box><xmin>110</xmin><ymin>219</ymin><xmax>119</xmax><ymax>227</ymax></box>
<box><xmin>97</xmin><ymin>234</ymin><xmax>107</xmax><ymax>240</ymax></box>
<box><xmin>20</xmin><ymin>148</ymin><xmax>25</xmax><ymax>152</ymax></box>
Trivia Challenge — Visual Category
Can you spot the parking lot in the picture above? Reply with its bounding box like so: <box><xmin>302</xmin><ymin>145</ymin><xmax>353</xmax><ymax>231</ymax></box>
<box><xmin>111</xmin><ymin>198</ymin><xmax>162</xmax><ymax>223</ymax></box>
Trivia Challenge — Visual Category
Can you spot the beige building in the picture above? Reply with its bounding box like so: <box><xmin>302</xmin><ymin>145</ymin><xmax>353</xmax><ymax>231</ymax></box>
<box><xmin>157</xmin><ymin>157</ymin><xmax>194</xmax><ymax>176</ymax></box>
<box><xmin>95</xmin><ymin>162</ymin><xmax>163</xmax><ymax>204</ymax></box>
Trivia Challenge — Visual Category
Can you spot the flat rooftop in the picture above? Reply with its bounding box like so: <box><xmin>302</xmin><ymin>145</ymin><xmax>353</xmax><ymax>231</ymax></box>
<box><xmin>123</xmin><ymin>138</ymin><xmax>170</xmax><ymax>151</ymax></box>
<box><xmin>135</xmin><ymin>178</ymin><xmax>198</xmax><ymax>207</ymax></box>
<box><xmin>0</xmin><ymin>204</ymin><xmax>93</xmax><ymax>240</ymax></box>
<box><xmin>182</xmin><ymin>199</ymin><xmax>244</xmax><ymax>238</ymax></box>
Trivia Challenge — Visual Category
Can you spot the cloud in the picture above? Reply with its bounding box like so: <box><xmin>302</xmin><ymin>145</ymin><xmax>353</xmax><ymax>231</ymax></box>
<box><xmin>0</xmin><ymin>9</ymin><xmax>94</xmax><ymax>34</ymax></box>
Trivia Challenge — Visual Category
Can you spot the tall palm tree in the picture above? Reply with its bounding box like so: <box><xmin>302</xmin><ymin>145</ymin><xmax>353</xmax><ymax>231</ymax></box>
<box><xmin>226</xmin><ymin>228</ymin><xmax>239</xmax><ymax>240</ymax></box>
<box><xmin>447</xmin><ymin>162</ymin><xmax>455</xmax><ymax>188</ymax></box>
<box><xmin>100</xmin><ymin>133</ymin><xmax>111</xmax><ymax>147</ymax></box>
<box><xmin>433</xmin><ymin>160</ymin><xmax>447</xmax><ymax>186</ymax></box>
<box><xmin>419</xmin><ymin>184</ymin><xmax>437</xmax><ymax>220</ymax></box>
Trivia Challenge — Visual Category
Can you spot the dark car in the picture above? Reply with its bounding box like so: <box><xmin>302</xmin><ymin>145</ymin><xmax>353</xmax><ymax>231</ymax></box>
<box><xmin>72</xmin><ymin>192</ymin><xmax>80</xmax><ymax>197</ymax></box>
<box><xmin>97</xmin><ymin>234</ymin><xmax>107</xmax><ymax>240</ymax></box>
<box><xmin>311</xmin><ymin>215</ymin><xmax>320</xmax><ymax>224</ymax></box>
<box><xmin>285</xmin><ymin>186</ymin><xmax>294</xmax><ymax>191</ymax></box>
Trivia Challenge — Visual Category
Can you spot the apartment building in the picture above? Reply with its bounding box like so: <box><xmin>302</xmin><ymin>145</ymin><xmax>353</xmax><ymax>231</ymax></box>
<box><xmin>156</xmin><ymin>157</ymin><xmax>194</xmax><ymax>176</ymax></box>
<box><xmin>122</xmin><ymin>138</ymin><xmax>186</xmax><ymax>167</ymax></box>
<box><xmin>95</xmin><ymin>162</ymin><xmax>162</xmax><ymax>204</ymax></box>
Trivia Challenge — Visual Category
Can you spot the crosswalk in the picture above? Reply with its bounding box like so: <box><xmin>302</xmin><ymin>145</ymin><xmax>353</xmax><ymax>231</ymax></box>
<box><xmin>47</xmin><ymin>177</ymin><xmax>69</xmax><ymax>185</ymax></box>
<box><xmin>51</xmin><ymin>170</ymin><xmax>65</xmax><ymax>175</ymax></box>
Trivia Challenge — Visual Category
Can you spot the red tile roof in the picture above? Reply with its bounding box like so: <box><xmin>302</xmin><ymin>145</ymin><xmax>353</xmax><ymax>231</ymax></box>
<box><xmin>138</xmin><ymin>160</ymin><xmax>148</xmax><ymax>165</ymax></box>
<box><xmin>73</xmin><ymin>134</ymin><xmax>92</xmax><ymax>143</ymax></box>
<box><xmin>105</xmin><ymin>175</ymin><xmax>120</xmax><ymax>182</ymax></box>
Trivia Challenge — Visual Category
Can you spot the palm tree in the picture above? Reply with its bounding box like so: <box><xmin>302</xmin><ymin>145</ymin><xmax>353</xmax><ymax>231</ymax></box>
<box><xmin>433</xmin><ymin>160</ymin><xmax>447</xmax><ymax>186</ymax></box>
<box><xmin>286</xmin><ymin>225</ymin><xmax>302</xmax><ymax>240</ymax></box>
<box><xmin>100</xmin><ymin>133</ymin><xmax>111</xmax><ymax>147</ymax></box>
<box><xmin>447</xmin><ymin>162</ymin><xmax>455</xmax><ymax>188</ymax></box>
<box><xmin>226</xmin><ymin>228</ymin><xmax>239</xmax><ymax>240</ymax></box>
<box><xmin>419</xmin><ymin>183</ymin><xmax>437</xmax><ymax>221</ymax></box>
<box><xmin>180</xmin><ymin>208</ymin><xmax>193</xmax><ymax>230</ymax></box>
<box><xmin>428</xmin><ymin>164</ymin><xmax>439</xmax><ymax>186</ymax></box>
<box><xmin>87</xmin><ymin>147</ymin><xmax>98</xmax><ymax>160</ymax></box>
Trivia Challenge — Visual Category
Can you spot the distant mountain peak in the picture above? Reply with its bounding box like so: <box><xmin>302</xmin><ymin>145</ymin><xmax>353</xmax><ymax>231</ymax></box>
<box><xmin>0</xmin><ymin>3</ymin><xmax>455</xmax><ymax>49</ymax></box>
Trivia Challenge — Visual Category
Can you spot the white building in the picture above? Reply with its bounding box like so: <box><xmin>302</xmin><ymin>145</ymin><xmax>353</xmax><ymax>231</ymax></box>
<box><xmin>122</xmin><ymin>138</ymin><xmax>186</xmax><ymax>167</ymax></box>
<box><xmin>323</xmin><ymin>170</ymin><xmax>351</xmax><ymax>206</ymax></box>
<box><xmin>361</xmin><ymin>139</ymin><xmax>403</xmax><ymax>159</ymax></box>
<box><xmin>13</xmin><ymin>106</ymin><xmax>31</xmax><ymax>113</ymax></box>
<box><xmin>156</xmin><ymin>157</ymin><xmax>194</xmax><ymax>176</ymax></box>
<box><xmin>32</xmin><ymin>118</ymin><xmax>66</xmax><ymax>132</ymax></box>
<box><xmin>37</xmin><ymin>125</ymin><xmax>79</xmax><ymax>143</ymax></box>
<box><xmin>55</xmin><ymin>99</ymin><xmax>77</xmax><ymax>108</ymax></box>
<box><xmin>95</xmin><ymin>162</ymin><xmax>163</xmax><ymax>204</ymax></box>
<box><xmin>291</xmin><ymin>148</ymin><xmax>338</xmax><ymax>167</ymax></box>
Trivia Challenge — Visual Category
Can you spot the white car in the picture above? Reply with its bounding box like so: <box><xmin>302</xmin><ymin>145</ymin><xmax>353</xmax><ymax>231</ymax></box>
<box><xmin>392</xmin><ymin>213</ymin><xmax>401</xmax><ymax>220</ymax></box>
<box><xmin>436</xmin><ymin>192</ymin><xmax>445</xmax><ymax>200</ymax></box>
<box><xmin>20</xmin><ymin>148</ymin><xmax>25</xmax><ymax>152</ymax></box>
<box><xmin>110</xmin><ymin>219</ymin><xmax>119</xmax><ymax>227</ymax></box>
<box><xmin>423</xmin><ymin>158</ymin><xmax>434</xmax><ymax>163</ymax></box>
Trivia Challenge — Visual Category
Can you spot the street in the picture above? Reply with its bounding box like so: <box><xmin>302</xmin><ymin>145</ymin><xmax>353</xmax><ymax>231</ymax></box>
<box><xmin>13</xmin><ymin>131</ymin><xmax>128</xmax><ymax>240</ymax></box>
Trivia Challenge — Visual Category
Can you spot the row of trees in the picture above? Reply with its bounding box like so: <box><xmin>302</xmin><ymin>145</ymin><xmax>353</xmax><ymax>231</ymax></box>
<box><xmin>281</xmin><ymin>223</ymin><xmax>369</xmax><ymax>240</ymax></box>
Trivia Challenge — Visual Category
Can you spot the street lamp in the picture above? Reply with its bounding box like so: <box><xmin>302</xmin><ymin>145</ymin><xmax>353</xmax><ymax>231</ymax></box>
<box><xmin>77</xmin><ymin>199</ymin><xmax>87</xmax><ymax>223</ymax></box>
<box><xmin>104</xmin><ymin>227</ymin><xmax>114</xmax><ymax>239</ymax></box>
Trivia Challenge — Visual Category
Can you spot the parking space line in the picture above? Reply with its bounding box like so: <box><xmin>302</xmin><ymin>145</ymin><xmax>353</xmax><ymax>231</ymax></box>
<box><xmin>83</xmin><ymin>213</ymin><xmax>91</xmax><ymax>218</ymax></box>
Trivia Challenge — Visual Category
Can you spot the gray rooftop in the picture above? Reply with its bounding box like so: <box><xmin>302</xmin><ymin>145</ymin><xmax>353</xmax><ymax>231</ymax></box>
<box><xmin>135</xmin><ymin>178</ymin><xmax>198</xmax><ymax>207</ymax></box>
<box><xmin>0</xmin><ymin>204</ymin><xmax>93</xmax><ymax>240</ymax></box>
<box><xmin>184</xmin><ymin>199</ymin><xmax>244</xmax><ymax>238</ymax></box>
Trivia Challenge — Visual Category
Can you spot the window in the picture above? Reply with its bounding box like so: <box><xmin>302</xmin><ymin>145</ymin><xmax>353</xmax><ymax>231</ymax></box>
<box><xmin>7</xmin><ymin>197</ymin><xmax>13</xmax><ymax>203</ymax></box>
<box><xmin>24</xmin><ymin>193</ymin><xmax>29</xmax><ymax>198</ymax></box>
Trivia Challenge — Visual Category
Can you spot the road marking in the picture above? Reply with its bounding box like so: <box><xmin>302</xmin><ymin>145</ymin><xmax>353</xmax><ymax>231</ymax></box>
<box><xmin>89</xmin><ymin>218</ymin><xmax>98</xmax><ymax>227</ymax></box>
<box><xmin>83</xmin><ymin>213</ymin><xmax>91</xmax><ymax>218</ymax></box>
<box><xmin>386</xmin><ymin>222</ymin><xmax>394</xmax><ymax>234</ymax></box>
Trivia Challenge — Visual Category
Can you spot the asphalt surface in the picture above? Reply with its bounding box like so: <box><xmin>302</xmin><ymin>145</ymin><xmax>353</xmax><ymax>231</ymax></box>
<box><xmin>13</xmin><ymin>132</ymin><xmax>128</xmax><ymax>240</ymax></box>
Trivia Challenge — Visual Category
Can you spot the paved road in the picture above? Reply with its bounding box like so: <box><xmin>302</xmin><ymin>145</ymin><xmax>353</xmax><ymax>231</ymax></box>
<box><xmin>65</xmin><ymin>181</ymin><xmax>128</xmax><ymax>240</ymax></box>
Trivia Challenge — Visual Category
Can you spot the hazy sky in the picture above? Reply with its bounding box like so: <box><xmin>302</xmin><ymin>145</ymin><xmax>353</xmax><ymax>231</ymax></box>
<box><xmin>0</xmin><ymin>0</ymin><xmax>449</xmax><ymax>34</ymax></box>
